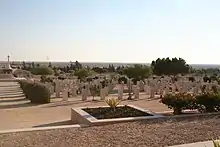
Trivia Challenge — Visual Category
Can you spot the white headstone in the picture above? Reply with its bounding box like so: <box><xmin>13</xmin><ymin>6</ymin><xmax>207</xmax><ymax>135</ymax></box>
<box><xmin>100</xmin><ymin>88</ymin><xmax>106</xmax><ymax>100</ymax></box>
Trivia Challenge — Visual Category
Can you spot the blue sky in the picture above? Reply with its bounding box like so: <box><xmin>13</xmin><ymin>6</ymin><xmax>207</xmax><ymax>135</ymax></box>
<box><xmin>0</xmin><ymin>0</ymin><xmax>220</xmax><ymax>64</ymax></box>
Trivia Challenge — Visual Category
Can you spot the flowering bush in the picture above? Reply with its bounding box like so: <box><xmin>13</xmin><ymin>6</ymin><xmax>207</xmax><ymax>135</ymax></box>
<box><xmin>161</xmin><ymin>93</ymin><xmax>196</xmax><ymax>115</ymax></box>
<box><xmin>196</xmin><ymin>92</ymin><xmax>220</xmax><ymax>112</ymax></box>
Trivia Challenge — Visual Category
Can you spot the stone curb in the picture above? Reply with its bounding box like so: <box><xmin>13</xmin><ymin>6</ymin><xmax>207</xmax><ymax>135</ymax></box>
<box><xmin>170</xmin><ymin>140</ymin><xmax>217</xmax><ymax>147</ymax></box>
<box><xmin>0</xmin><ymin>124</ymin><xmax>81</xmax><ymax>134</ymax></box>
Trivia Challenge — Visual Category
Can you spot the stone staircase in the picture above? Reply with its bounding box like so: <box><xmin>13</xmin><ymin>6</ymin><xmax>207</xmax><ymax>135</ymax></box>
<box><xmin>0</xmin><ymin>81</ymin><xmax>25</xmax><ymax>99</ymax></box>
<box><xmin>0</xmin><ymin>80</ymin><xmax>28</xmax><ymax>109</ymax></box>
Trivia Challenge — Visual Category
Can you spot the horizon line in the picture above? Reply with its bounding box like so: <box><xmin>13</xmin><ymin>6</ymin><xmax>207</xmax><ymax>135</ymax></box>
<box><xmin>0</xmin><ymin>60</ymin><xmax>220</xmax><ymax>65</ymax></box>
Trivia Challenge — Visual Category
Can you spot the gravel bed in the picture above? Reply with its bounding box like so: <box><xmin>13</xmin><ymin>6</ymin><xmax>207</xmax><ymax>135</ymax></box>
<box><xmin>1</xmin><ymin>116</ymin><xmax>220</xmax><ymax>147</ymax></box>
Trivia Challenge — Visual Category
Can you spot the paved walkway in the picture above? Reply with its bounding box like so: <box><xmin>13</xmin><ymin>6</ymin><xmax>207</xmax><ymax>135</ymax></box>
<box><xmin>0</xmin><ymin>92</ymin><xmax>169</xmax><ymax>130</ymax></box>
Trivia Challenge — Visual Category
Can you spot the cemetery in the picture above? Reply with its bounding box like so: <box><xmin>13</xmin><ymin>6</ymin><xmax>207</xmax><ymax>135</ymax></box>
<box><xmin>1</xmin><ymin>57</ymin><xmax>220</xmax><ymax>146</ymax></box>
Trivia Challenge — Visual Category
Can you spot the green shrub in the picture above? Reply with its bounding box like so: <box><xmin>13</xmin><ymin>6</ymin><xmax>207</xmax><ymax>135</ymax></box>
<box><xmin>74</xmin><ymin>68</ymin><xmax>91</xmax><ymax>80</ymax></box>
<box><xmin>211</xmin><ymin>75</ymin><xmax>218</xmax><ymax>81</ymax></box>
<box><xmin>212</xmin><ymin>85</ymin><xmax>218</xmax><ymax>93</ymax></box>
<box><xmin>161</xmin><ymin>93</ymin><xmax>196</xmax><ymax>115</ymax></box>
<box><xmin>203</xmin><ymin>76</ymin><xmax>211</xmax><ymax>83</ymax></box>
<box><xmin>18</xmin><ymin>80</ymin><xmax>30</xmax><ymax>99</ymax></box>
<box><xmin>31</xmin><ymin>67</ymin><xmax>54</xmax><ymax>75</ymax></box>
<box><xmin>196</xmin><ymin>92</ymin><xmax>220</xmax><ymax>112</ymax></box>
<box><xmin>18</xmin><ymin>80</ymin><xmax>51</xmax><ymax>104</ymax></box>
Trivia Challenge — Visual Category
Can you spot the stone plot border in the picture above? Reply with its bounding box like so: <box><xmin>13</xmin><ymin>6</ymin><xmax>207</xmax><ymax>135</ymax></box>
<box><xmin>170</xmin><ymin>140</ymin><xmax>220</xmax><ymax>147</ymax></box>
<box><xmin>71</xmin><ymin>105</ymin><xmax>165</xmax><ymax>126</ymax></box>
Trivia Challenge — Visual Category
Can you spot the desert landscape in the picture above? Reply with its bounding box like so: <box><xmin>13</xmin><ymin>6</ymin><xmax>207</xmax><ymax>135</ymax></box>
<box><xmin>0</xmin><ymin>57</ymin><xmax>220</xmax><ymax>147</ymax></box>
<box><xmin>1</xmin><ymin>0</ymin><xmax>220</xmax><ymax>147</ymax></box>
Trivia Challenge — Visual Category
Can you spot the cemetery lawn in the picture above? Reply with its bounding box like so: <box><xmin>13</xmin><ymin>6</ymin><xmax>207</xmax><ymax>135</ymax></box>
<box><xmin>83</xmin><ymin>105</ymin><xmax>153</xmax><ymax>119</ymax></box>
<box><xmin>1</xmin><ymin>115</ymin><xmax>220</xmax><ymax>147</ymax></box>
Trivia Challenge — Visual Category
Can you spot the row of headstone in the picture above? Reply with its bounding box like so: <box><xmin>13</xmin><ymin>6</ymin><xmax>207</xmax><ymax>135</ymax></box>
<box><xmin>44</xmin><ymin>75</ymin><xmax>220</xmax><ymax>101</ymax></box>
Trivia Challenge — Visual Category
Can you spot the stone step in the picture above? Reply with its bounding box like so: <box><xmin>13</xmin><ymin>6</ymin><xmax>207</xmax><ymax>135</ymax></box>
<box><xmin>0</xmin><ymin>81</ymin><xmax>19</xmax><ymax>83</ymax></box>
<box><xmin>0</xmin><ymin>89</ymin><xmax>23</xmax><ymax>92</ymax></box>
<box><xmin>0</xmin><ymin>92</ymin><xmax>24</xmax><ymax>96</ymax></box>
<box><xmin>0</xmin><ymin>81</ymin><xmax>25</xmax><ymax>99</ymax></box>
<box><xmin>0</xmin><ymin>91</ymin><xmax>23</xmax><ymax>94</ymax></box>
<box><xmin>0</xmin><ymin>97</ymin><xmax>27</xmax><ymax>102</ymax></box>
<box><xmin>0</xmin><ymin>86</ymin><xmax>21</xmax><ymax>88</ymax></box>
<box><xmin>0</xmin><ymin>83</ymin><xmax>20</xmax><ymax>87</ymax></box>
<box><xmin>0</xmin><ymin>94</ymin><xmax>25</xmax><ymax>98</ymax></box>
<box><xmin>0</xmin><ymin>84</ymin><xmax>20</xmax><ymax>87</ymax></box>
<box><xmin>0</xmin><ymin>85</ymin><xmax>22</xmax><ymax>88</ymax></box>
<box><xmin>0</xmin><ymin>86</ymin><xmax>20</xmax><ymax>88</ymax></box>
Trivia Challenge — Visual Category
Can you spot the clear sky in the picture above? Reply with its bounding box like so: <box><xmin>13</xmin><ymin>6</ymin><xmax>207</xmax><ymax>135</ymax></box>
<box><xmin>0</xmin><ymin>0</ymin><xmax>220</xmax><ymax>64</ymax></box>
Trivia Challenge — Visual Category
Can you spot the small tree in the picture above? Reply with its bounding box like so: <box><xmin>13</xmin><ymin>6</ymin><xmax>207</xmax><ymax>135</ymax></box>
<box><xmin>123</xmin><ymin>64</ymin><xmax>151</xmax><ymax>80</ymax></box>
<box><xmin>151</xmin><ymin>57</ymin><xmax>190</xmax><ymax>75</ymax></box>
<box><xmin>74</xmin><ymin>68</ymin><xmax>91</xmax><ymax>80</ymax></box>
<box><xmin>48</xmin><ymin>62</ymin><xmax>52</xmax><ymax>68</ymax></box>
<box><xmin>122</xmin><ymin>65</ymin><xmax>151</xmax><ymax>99</ymax></box>
<box><xmin>92</xmin><ymin>67</ymin><xmax>107</xmax><ymax>73</ymax></box>
<box><xmin>89</xmin><ymin>85</ymin><xmax>100</xmax><ymax>101</ymax></box>
<box><xmin>31</xmin><ymin>67</ymin><xmax>54</xmax><ymax>75</ymax></box>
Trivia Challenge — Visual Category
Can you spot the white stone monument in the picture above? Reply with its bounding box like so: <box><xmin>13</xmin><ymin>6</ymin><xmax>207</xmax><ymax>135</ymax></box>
<box><xmin>62</xmin><ymin>89</ymin><xmax>68</xmax><ymax>101</ymax></box>
<box><xmin>118</xmin><ymin>83</ymin><xmax>124</xmax><ymax>100</ymax></box>
<box><xmin>100</xmin><ymin>88</ymin><xmax>106</xmax><ymax>100</ymax></box>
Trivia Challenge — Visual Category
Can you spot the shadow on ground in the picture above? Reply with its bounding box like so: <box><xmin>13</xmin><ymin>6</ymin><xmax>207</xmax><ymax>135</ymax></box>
<box><xmin>33</xmin><ymin>120</ymin><xmax>73</xmax><ymax>127</ymax></box>
<box><xmin>43</xmin><ymin>99</ymin><xmax>103</xmax><ymax>108</ymax></box>
<box><xmin>0</xmin><ymin>102</ymin><xmax>38</xmax><ymax>109</ymax></box>
<box><xmin>43</xmin><ymin>96</ymin><xmax>161</xmax><ymax>108</ymax></box>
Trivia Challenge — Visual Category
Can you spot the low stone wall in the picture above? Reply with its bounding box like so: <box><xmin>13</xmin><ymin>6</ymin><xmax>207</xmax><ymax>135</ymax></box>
<box><xmin>71</xmin><ymin>105</ymin><xmax>164</xmax><ymax>126</ymax></box>
<box><xmin>71</xmin><ymin>107</ymin><xmax>92</xmax><ymax>125</ymax></box>
<box><xmin>71</xmin><ymin>105</ymin><xmax>220</xmax><ymax>126</ymax></box>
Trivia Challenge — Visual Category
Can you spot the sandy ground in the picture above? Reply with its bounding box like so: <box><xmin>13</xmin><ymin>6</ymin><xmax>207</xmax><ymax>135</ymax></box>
<box><xmin>0</xmin><ymin>93</ymin><xmax>169</xmax><ymax>130</ymax></box>
<box><xmin>1</xmin><ymin>115</ymin><xmax>220</xmax><ymax>147</ymax></box>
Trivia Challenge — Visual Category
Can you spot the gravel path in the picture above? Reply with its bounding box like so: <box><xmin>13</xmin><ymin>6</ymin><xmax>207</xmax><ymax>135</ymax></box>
<box><xmin>1</xmin><ymin>116</ymin><xmax>220</xmax><ymax>147</ymax></box>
